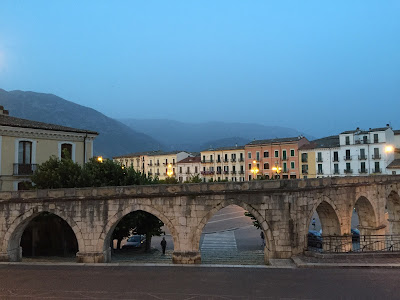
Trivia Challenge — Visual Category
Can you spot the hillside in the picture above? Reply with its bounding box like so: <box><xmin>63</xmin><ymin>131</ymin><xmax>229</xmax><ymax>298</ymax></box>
<box><xmin>120</xmin><ymin>119</ymin><xmax>311</xmax><ymax>152</ymax></box>
<box><xmin>0</xmin><ymin>89</ymin><xmax>162</xmax><ymax>158</ymax></box>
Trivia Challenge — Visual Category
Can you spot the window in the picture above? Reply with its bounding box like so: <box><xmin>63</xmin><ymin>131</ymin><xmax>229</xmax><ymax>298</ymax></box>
<box><xmin>179</xmin><ymin>167</ymin><xmax>182</xmax><ymax>173</ymax></box>
<box><xmin>333</xmin><ymin>151</ymin><xmax>339</xmax><ymax>162</ymax></box>
<box><xmin>317</xmin><ymin>152</ymin><xmax>322</xmax><ymax>162</ymax></box>
<box><xmin>195</xmin><ymin>166</ymin><xmax>198</xmax><ymax>173</ymax></box>
<box><xmin>374</xmin><ymin>134</ymin><xmax>379</xmax><ymax>143</ymax></box>
<box><xmin>373</xmin><ymin>148</ymin><xmax>380</xmax><ymax>159</ymax></box>
<box><xmin>263</xmin><ymin>151</ymin><xmax>269</xmax><ymax>158</ymax></box>
<box><xmin>345</xmin><ymin>136</ymin><xmax>350</xmax><ymax>145</ymax></box>
<box><xmin>301</xmin><ymin>153</ymin><xmax>308</xmax><ymax>163</ymax></box>
<box><xmin>61</xmin><ymin>143</ymin><xmax>72</xmax><ymax>160</ymax></box>
<box><xmin>18</xmin><ymin>141</ymin><xmax>32</xmax><ymax>164</ymax></box>
<box><xmin>290</xmin><ymin>149</ymin><xmax>295</xmax><ymax>156</ymax></box>
<box><xmin>173</xmin><ymin>159</ymin><xmax>175</xmax><ymax>164</ymax></box>
<box><xmin>317</xmin><ymin>164</ymin><xmax>323</xmax><ymax>174</ymax></box>
<box><xmin>363</xmin><ymin>136</ymin><xmax>368</xmax><ymax>144</ymax></box>
<box><xmin>217</xmin><ymin>155</ymin><xmax>221</xmax><ymax>162</ymax></box>
<box><xmin>345</xmin><ymin>149</ymin><xmax>351</xmax><ymax>160</ymax></box>
<box><xmin>240</xmin><ymin>153</ymin><xmax>244</xmax><ymax>161</ymax></box>
<box><xmin>283</xmin><ymin>162</ymin><xmax>287</xmax><ymax>172</ymax></box>
<box><xmin>360</xmin><ymin>162</ymin><xmax>366</xmax><ymax>173</ymax></box>
<box><xmin>374</xmin><ymin>162</ymin><xmax>380</xmax><ymax>173</ymax></box>
<box><xmin>301</xmin><ymin>164</ymin><xmax>308</xmax><ymax>174</ymax></box>
<box><xmin>282</xmin><ymin>150</ymin><xmax>287</xmax><ymax>160</ymax></box>
<box><xmin>248</xmin><ymin>164</ymin><xmax>252</xmax><ymax>170</ymax></box>
<box><xmin>346</xmin><ymin>162</ymin><xmax>351</xmax><ymax>172</ymax></box>
<box><xmin>264</xmin><ymin>163</ymin><xmax>269</xmax><ymax>169</ymax></box>
<box><xmin>210</xmin><ymin>155</ymin><xmax>213</xmax><ymax>161</ymax></box>
<box><xmin>224</xmin><ymin>154</ymin><xmax>228</xmax><ymax>161</ymax></box>
<box><xmin>248</xmin><ymin>152</ymin><xmax>251</xmax><ymax>159</ymax></box>
<box><xmin>202</xmin><ymin>155</ymin><xmax>205</xmax><ymax>162</ymax></box>
<box><xmin>334</xmin><ymin>164</ymin><xmax>339</xmax><ymax>174</ymax></box>
<box><xmin>290</xmin><ymin>161</ymin><xmax>295</xmax><ymax>169</ymax></box>
<box><xmin>360</xmin><ymin>148</ymin><xmax>366</xmax><ymax>159</ymax></box>
<box><xmin>274</xmin><ymin>150</ymin><xmax>279</xmax><ymax>158</ymax></box>
<box><xmin>256</xmin><ymin>152</ymin><xmax>260</xmax><ymax>161</ymax></box>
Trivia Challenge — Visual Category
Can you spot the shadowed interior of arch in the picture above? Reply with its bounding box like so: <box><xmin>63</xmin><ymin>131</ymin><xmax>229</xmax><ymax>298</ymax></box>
<box><xmin>354</xmin><ymin>196</ymin><xmax>377</xmax><ymax>234</ymax></box>
<box><xmin>18</xmin><ymin>212</ymin><xmax>78</xmax><ymax>260</ymax></box>
<box><xmin>387</xmin><ymin>191</ymin><xmax>400</xmax><ymax>235</ymax></box>
<box><xmin>107</xmin><ymin>210</ymin><xmax>175</xmax><ymax>263</ymax></box>
<box><xmin>198</xmin><ymin>204</ymin><xmax>267</xmax><ymax>265</ymax></box>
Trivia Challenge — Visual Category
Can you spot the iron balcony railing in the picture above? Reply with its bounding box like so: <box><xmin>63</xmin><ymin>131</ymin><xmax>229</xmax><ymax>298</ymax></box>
<box><xmin>231</xmin><ymin>171</ymin><xmax>236</xmax><ymax>174</ymax></box>
<box><xmin>344</xmin><ymin>169</ymin><xmax>353</xmax><ymax>174</ymax></box>
<box><xmin>316</xmin><ymin>158</ymin><xmax>323</xmax><ymax>162</ymax></box>
<box><xmin>332</xmin><ymin>157</ymin><xmax>339</xmax><ymax>162</ymax></box>
<box><xmin>373</xmin><ymin>168</ymin><xmax>382</xmax><ymax>173</ymax></box>
<box><xmin>359</xmin><ymin>169</ymin><xmax>368</xmax><ymax>174</ymax></box>
<box><xmin>307</xmin><ymin>234</ymin><xmax>400</xmax><ymax>253</ymax></box>
<box><xmin>344</xmin><ymin>156</ymin><xmax>352</xmax><ymax>161</ymax></box>
<box><xmin>372</xmin><ymin>155</ymin><xmax>381</xmax><ymax>160</ymax></box>
<box><xmin>201</xmin><ymin>171</ymin><xmax>215</xmax><ymax>175</ymax></box>
<box><xmin>238</xmin><ymin>158</ymin><xmax>244</xmax><ymax>162</ymax></box>
<box><xmin>224</xmin><ymin>159</ymin><xmax>229</xmax><ymax>163</ymax></box>
<box><xmin>13</xmin><ymin>163</ymin><xmax>37</xmax><ymax>176</ymax></box>
<box><xmin>231</xmin><ymin>158</ymin><xmax>236</xmax><ymax>162</ymax></box>
<box><xmin>333</xmin><ymin>170</ymin><xmax>340</xmax><ymax>174</ymax></box>
<box><xmin>317</xmin><ymin>170</ymin><xmax>324</xmax><ymax>175</ymax></box>
<box><xmin>358</xmin><ymin>155</ymin><xmax>367</xmax><ymax>160</ymax></box>
<box><xmin>202</xmin><ymin>159</ymin><xmax>214</xmax><ymax>163</ymax></box>
<box><xmin>239</xmin><ymin>170</ymin><xmax>245</xmax><ymax>174</ymax></box>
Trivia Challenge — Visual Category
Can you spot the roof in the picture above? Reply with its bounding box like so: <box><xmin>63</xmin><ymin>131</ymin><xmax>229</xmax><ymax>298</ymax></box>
<box><xmin>177</xmin><ymin>156</ymin><xmax>201</xmax><ymax>164</ymax></box>
<box><xmin>394</xmin><ymin>130</ymin><xmax>400</xmax><ymax>135</ymax></box>
<box><xmin>246</xmin><ymin>136</ymin><xmax>306</xmax><ymax>146</ymax></box>
<box><xmin>341</xmin><ymin>126</ymin><xmax>391</xmax><ymax>135</ymax></box>
<box><xmin>201</xmin><ymin>145</ymin><xmax>245</xmax><ymax>152</ymax></box>
<box><xmin>114</xmin><ymin>150</ymin><xmax>190</xmax><ymax>159</ymax></box>
<box><xmin>387</xmin><ymin>159</ymin><xmax>400</xmax><ymax>169</ymax></box>
<box><xmin>299</xmin><ymin>135</ymin><xmax>340</xmax><ymax>151</ymax></box>
<box><xmin>0</xmin><ymin>114</ymin><xmax>98</xmax><ymax>135</ymax></box>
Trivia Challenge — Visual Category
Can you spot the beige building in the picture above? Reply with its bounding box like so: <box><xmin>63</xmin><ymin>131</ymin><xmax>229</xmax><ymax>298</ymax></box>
<box><xmin>0</xmin><ymin>106</ymin><xmax>98</xmax><ymax>191</ymax></box>
<box><xmin>113</xmin><ymin>150</ymin><xmax>193</xmax><ymax>180</ymax></box>
<box><xmin>176</xmin><ymin>156</ymin><xmax>201</xmax><ymax>183</ymax></box>
<box><xmin>200</xmin><ymin>146</ymin><xmax>245</xmax><ymax>182</ymax></box>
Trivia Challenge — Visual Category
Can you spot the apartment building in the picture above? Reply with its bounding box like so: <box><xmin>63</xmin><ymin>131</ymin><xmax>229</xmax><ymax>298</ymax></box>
<box><xmin>200</xmin><ymin>145</ymin><xmax>245</xmax><ymax>182</ymax></box>
<box><xmin>113</xmin><ymin>150</ymin><xmax>193</xmax><ymax>180</ymax></box>
<box><xmin>0</xmin><ymin>106</ymin><xmax>97</xmax><ymax>191</ymax></box>
<box><xmin>245</xmin><ymin>136</ymin><xmax>309</xmax><ymax>180</ymax></box>
<box><xmin>176</xmin><ymin>156</ymin><xmax>201</xmax><ymax>182</ymax></box>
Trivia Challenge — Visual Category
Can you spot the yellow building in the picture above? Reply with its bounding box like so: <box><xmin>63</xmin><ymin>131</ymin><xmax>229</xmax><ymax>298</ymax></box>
<box><xmin>113</xmin><ymin>150</ymin><xmax>193</xmax><ymax>180</ymax></box>
<box><xmin>200</xmin><ymin>146</ymin><xmax>246</xmax><ymax>182</ymax></box>
<box><xmin>0</xmin><ymin>106</ymin><xmax>98</xmax><ymax>191</ymax></box>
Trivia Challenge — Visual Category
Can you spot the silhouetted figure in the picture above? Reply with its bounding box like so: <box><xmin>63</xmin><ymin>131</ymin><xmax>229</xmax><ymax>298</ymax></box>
<box><xmin>312</xmin><ymin>218</ymin><xmax>316</xmax><ymax>230</ymax></box>
<box><xmin>161</xmin><ymin>237</ymin><xmax>167</xmax><ymax>255</ymax></box>
<box><xmin>260</xmin><ymin>231</ymin><xmax>265</xmax><ymax>247</ymax></box>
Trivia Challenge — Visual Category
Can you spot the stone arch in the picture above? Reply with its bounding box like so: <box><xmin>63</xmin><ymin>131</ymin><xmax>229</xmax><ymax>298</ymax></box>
<box><xmin>2</xmin><ymin>207</ymin><xmax>85</xmax><ymax>262</ymax></box>
<box><xmin>192</xmin><ymin>200</ymin><xmax>275</xmax><ymax>256</ymax></box>
<box><xmin>352</xmin><ymin>196</ymin><xmax>378</xmax><ymax>235</ymax></box>
<box><xmin>99</xmin><ymin>203</ymin><xmax>179</xmax><ymax>259</ymax></box>
<box><xmin>387</xmin><ymin>191</ymin><xmax>400</xmax><ymax>235</ymax></box>
<box><xmin>307</xmin><ymin>197</ymin><xmax>342</xmax><ymax>236</ymax></box>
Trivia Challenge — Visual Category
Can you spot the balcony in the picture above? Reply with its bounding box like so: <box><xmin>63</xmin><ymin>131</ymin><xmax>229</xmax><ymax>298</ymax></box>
<box><xmin>231</xmin><ymin>158</ymin><xmax>236</xmax><ymax>162</ymax></box>
<box><xmin>202</xmin><ymin>159</ymin><xmax>214</xmax><ymax>164</ymax></box>
<box><xmin>358</xmin><ymin>155</ymin><xmax>367</xmax><ymax>160</ymax></box>
<box><xmin>155</xmin><ymin>172</ymin><xmax>160</xmax><ymax>176</ymax></box>
<box><xmin>332</xmin><ymin>157</ymin><xmax>339</xmax><ymax>162</ymax></box>
<box><xmin>372</xmin><ymin>168</ymin><xmax>382</xmax><ymax>174</ymax></box>
<box><xmin>355</xmin><ymin>139</ymin><xmax>369</xmax><ymax>144</ymax></box>
<box><xmin>216</xmin><ymin>170</ymin><xmax>222</xmax><ymax>174</ymax></box>
<box><xmin>201</xmin><ymin>171</ymin><xmax>215</xmax><ymax>175</ymax></box>
<box><xmin>223</xmin><ymin>171</ymin><xmax>229</xmax><ymax>175</ymax></box>
<box><xmin>316</xmin><ymin>158</ymin><xmax>323</xmax><ymax>162</ymax></box>
<box><xmin>148</xmin><ymin>163</ymin><xmax>153</xmax><ymax>166</ymax></box>
<box><xmin>239</xmin><ymin>170</ymin><xmax>245</xmax><ymax>174</ymax></box>
<box><xmin>231</xmin><ymin>171</ymin><xmax>237</xmax><ymax>174</ymax></box>
<box><xmin>216</xmin><ymin>159</ymin><xmax>222</xmax><ymax>163</ymax></box>
<box><xmin>223</xmin><ymin>159</ymin><xmax>229</xmax><ymax>163</ymax></box>
<box><xmin>302</xmin><ymin>170</ymin><xmax>308</xmax><ymax>175</ymax></box>
<box><xmin>344</xmin><ymin>169</ymin><xmax>353</xmax><ymax>174</ymax></box>
<box><xmin>317</xmin><ymin>170</ymin><xmax>324</xmax><ymax>175</ymax></box>
<box><xmin>372</xmin><ymin>155</ymin><xmax>381</xmax><ymax>160</ymax></box>
<box><xmin>186</xmin><ymin>171</ymin><xmax>191</xmax><ymax>175</ymax></box>
<box><xmin>238</xmin><ymin>158</ymin><xmax>244</xmax><ymax>162</ymax></box>
<box><xmin>344</xmin><ymin>156</ymin><xmax>352</xmax><ymax>161</ymax></box>
<box><xmin>282</xmin><ymin>169</ymin><xmax>288</xmax><ymax>173</ymax></box>
<box><xmin>154</xmin><ymin>163</ymin><xmax>160</xmax><ymax>166</ymax></box>
<box><xmin>359</xmin><ymin>169</ymin><xmax>368</xmax><ymax>174</ymax></box>
<box><xmin>301</xmin><ymin>158</ymin><xmax>308</xmax><ymax>163</ymax></box>
<box><xmin>13</xmin><ymin>164</ymin><xmax>37</xmax><ymax>176</ymax></box>
<box><xmin>333</xmin><ymin>170</ymin><xmax>340</xmax><ymax>175</ymax></box>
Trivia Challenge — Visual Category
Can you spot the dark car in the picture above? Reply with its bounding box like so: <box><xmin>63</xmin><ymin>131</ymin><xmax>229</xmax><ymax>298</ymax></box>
<box><xmin>307</xmin><ymin>230</ymin><xmax>322</xmax><ymax>249</ymax></box>
<box><xmin>121</xmin><ymin>235</ymin><xmax>146</xmax><ymax>249</ymax></box>
<box><xmin>351</xmin><ymin>228</ymin><xmax>360</xmax><ymax>242</ymax></box>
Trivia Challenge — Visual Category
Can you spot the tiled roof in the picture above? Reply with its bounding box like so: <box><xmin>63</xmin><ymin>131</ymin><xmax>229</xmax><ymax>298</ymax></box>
<box><xmin>387</xmin><ymin>159</ymin><xmax>400</xmax><ymax>169</ymax></box>
<box><xmin>341</xmin><ymin>126</ymin><xmax>391</xmax><ymax>134</ymax></box>
<box><xmin>246</xmin><ymin>136</ymin><xmax>306</xmax><ymax>146</ymax></box>
<box><xmin>201</xmin><ymin>145</ymin><xmax>245</xmax><ymax>152</ymax></box>
<box><xmin>177</xmin><ymin>156</ymin><xmax>201</xmax><ymax>164</ymax></box>
<box><xmin>0</xmin><ymin>114</ymin><xmax>98</xmax><ymax>135</ymax></box>
<box><xmin>114</xmin><ymin>150</ymin><xmax>190</xmax><ymax>159</ymax></box>
<box><xmin>299</xmin><ymin>135</ymin><xmax>340</xmax><ymax>151</ymax></box>
<box><xmin>394</xmin><ymin>130</ymin><xmax>400</xmax><ymax>135</ymax></box>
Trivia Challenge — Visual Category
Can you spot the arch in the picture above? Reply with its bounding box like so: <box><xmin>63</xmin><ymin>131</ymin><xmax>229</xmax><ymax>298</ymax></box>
<box><xmin>99</xmin><ymin>203</ymin><xmax>179</xmax><ymax>254</ymax></box>
<box><xmin>307</xmin><ymin>197</ymin><xmax>342</xmax><ymax>236</ymax></box>
<box><xmin>352</xmin><ymin>196</ymin><xmax>377</xmax><ymax>233</ymax></box>
<box><xmin>3</xmin><ymin>207</ymin><xmax>85</xmax><ymax>262</ymax></box>
<box><xmin>387</xmin><ymin>191</ymin><xmax>400</xmax><ymax>235</ymax></box>
<box><xmin>192</xmin><ymin>200</ymin><xmax>275</xmax><ymax>255</ymax></box>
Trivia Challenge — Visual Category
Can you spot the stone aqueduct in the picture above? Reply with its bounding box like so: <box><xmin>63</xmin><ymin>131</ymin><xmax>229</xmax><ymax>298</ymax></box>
<box><xmin>0</xmin><ymin>176</ymin><xmax>400</xmax><ymax>264</ymax></box>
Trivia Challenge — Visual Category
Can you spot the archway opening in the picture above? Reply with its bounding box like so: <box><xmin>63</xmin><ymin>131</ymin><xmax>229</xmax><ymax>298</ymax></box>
<box><xmin>19</xmin><ymin>212</ymin><xmax>78</xmax><ymax>262</ymax></box>
<box><xmin>108</xmin><ymin>210</ymin><xmax>174</xmax><ymax>263</ymax></box>
<box><xmin>308</xmin><ymin>201</ymin><xmax>341</xmax><ymax>252</ymax></box>
<box><xmin>387</xmin><ymin>191</ymin><xmax>400</xmax><ymax>235</ymax></box>
<box><xmin>199</xmin><ymin>204</ymin><xmax>266</xmax><ymax>265</ymax></box>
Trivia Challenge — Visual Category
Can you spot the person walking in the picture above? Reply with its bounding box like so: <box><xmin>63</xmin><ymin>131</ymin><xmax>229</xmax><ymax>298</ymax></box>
<box><xmin>161</xmin><ymin>237</ymin><xmax>167</xmax><ymax>255</ymax></box>
<box><xmin>312</xmin><ymin>218</ymin><xmax>316</xmax><ymax>230</ymax></box>
<box><xmin>260</xmin><ymin>231</ymin><xmax>265</xmax><ymax>247</ymax></box>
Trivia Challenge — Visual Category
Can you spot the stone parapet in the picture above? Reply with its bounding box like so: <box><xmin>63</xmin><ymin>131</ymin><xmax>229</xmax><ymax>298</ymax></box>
<box><xmin>172</xmin><ymin>251</ymin><xmax>201</xmax><ymax>264</ymax></box>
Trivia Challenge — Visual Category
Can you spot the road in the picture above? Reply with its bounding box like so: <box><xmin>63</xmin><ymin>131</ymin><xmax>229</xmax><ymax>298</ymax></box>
<box><xmin>0</xmin><ymin>265</ymin><xmax>398</xmax><ymax>299</ymax></box>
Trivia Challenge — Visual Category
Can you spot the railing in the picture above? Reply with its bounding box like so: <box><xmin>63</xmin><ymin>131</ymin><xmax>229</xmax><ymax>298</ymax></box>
<box><xmin>333</xmin><ymin>170</ymin><xmax>340</xmax><ymax>174</ymax></box>
<box><xmin>202</xmin><ymin>160</ymin><xmax>214</xmax><ymax>163</ymax></box>
<box><xmin>231</xmin><ymin>171</ymin><xmax>236</xmax><ymax>174</ymax></box>
<box><xmin>344</xmin><ymin>156</ymin><xmax>352</xmax><ymax>161</ymax></box>
<box><xmin>308</xmin><ymin>234</ymin><xmax>400</xmax><ymax>253</ymax></box>
<box><xmin>238</xmin><ymin>158</ymin><xmax>244</xmax><ymax>162</ymax></box>
<box><xmin>302</xmin><ymin>170</ymin><xmax>308</xmax><ymax>175</ymax></box>
<box><xmin>13</xmin><ymin>164</ymin><xmax>37</xmax><ymax>175</ymax></box>
<box><xmin>231</xmin><ymin>158</ymin><xmax>236</xmax><ymax>162</ymax></box>
<box><xmin>201</xmin><ymin>171</ymin><xmax>215</xmax><ymax>175</ymax></box>
<box><xmin>332</xmin><ymin>157</ymin><xmax>339</xmax><ymax>162</ymax></box>
<box><xmin>358</xmin><ymin>155</ymin><xmax>367</xmax><ymax>160</ymax></box>
<box><xmin>223</xmin><ymin>171</ymin><xmax>229</xmax><ymax>174</ymax></box>
<box><xmin>154</xmin><ymin>163</ymin><xmax>160</xmax><ymax>166</ymax></box>
<box><xmin>372</xmin><ymin>155</ymin><xmax>381</xmax><ymax>160</ymax></box>
<box><xmin>344</xmin><ymin>169</ymin><xmax>353</xmax><ymax>174</ymax></box>
<box><xmin>239</xmin><ymin>171</ymin><xmax>244</xmax><ymax>174</ymax></box>
<box><xmin>216</xmin><ymin>170</ymin><xmax>222</xmax><ymax>174</ymax></box>
<box><xmin>282</xmin><ymin>157</ymin><xmax>288</xmax><ymax>161</ymax></box>
<box><xmin>359</xmin><ymin>169</ymin><xmax>368</xmax><ymax>173</ymax></box>
<box><xmin>216</xmin><ymin>159</ymin><xmax>222</xmax><ymax>163</ymax></box>
<box><xmin>373</xmin><ymin>168</ymin><xmax>382</xmax><ymax>173</ymax></box>
<box><xmin>185</xmin><ymin>171</ymin><xmax>191</xmax><ymax>174</ymax></box>
<box><xmin>282</xmin><ymin>169</ymin><xmax>288</xmax><ymax>173</ymax></box>
<box><xmin>316</xmin><ymin>158</ymin><xmax>323</xmax><ymax>162</ymax></box>
<box><xmin>317</xmin><ymin>170</ymin><xmax>324</xmax><ymax>175</ymax></box>
<box><xmin>224</xmin><ymin>159</ymin><xmax>229</xmax><ymax>163</ymax></box>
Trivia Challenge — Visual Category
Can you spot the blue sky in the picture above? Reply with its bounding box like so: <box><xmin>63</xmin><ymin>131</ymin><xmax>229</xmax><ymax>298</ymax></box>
<box><xmin>0</xmin><ymin>1</ymin><xmax>399</xmax><ymax>137</ymax></box>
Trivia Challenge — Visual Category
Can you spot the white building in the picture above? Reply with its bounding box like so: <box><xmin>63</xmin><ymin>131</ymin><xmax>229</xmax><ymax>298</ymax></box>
<box><xmin>176</xmin><ymin>156</ymin><xmax>201</xmax><ymax>183</ymax></box>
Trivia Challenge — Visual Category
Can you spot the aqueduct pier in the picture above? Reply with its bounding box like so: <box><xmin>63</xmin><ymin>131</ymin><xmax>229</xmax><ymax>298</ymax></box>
<box><xmin>1</xmin><ymin>175</ymin><xmax>400</xmax><ymax>264</ymax></box>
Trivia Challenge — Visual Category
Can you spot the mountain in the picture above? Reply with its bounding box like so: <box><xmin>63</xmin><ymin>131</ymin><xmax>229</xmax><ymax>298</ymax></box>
<box><xmin>0</xmin><ymin>89</ymin><xmax>163</xmax><ymax>158</ymax></box>
<box><xmin>119</xmin><ymin>119</ymin><xmax>312</xmax><ymax>152</ymax></box>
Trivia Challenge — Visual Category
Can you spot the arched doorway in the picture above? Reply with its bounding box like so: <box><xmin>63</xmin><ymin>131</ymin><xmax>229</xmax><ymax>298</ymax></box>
<box><xmin>10</xmin><ymin>212</ymin><xmax>79</xmax><ymax>262</ymax></box>
<box><xmin>387</xmin><ymin>191</ymin><xmax>400</xmax><ymax>235</ymax></box>
<box><xmin>196</xmin><ymin>203</ymin><xmax>272</xmax><ymax>265</ymax></box>
<box><xmin>103</xmin><ymin>208</ymin><xmax>177</xmax><ymax>264</ymax></box>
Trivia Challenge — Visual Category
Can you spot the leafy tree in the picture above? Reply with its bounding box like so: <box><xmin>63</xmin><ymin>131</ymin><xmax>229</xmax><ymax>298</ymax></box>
<box><xmin>159</xmin><ymin>177</ymin><xmax>178</xmax><ymax>184</ymax></box>
<box><xmin>244</xmin><ymin>212</ymin><xmax>261</xmax><ymax>229</ymax></box>
<box><xmin>184</xmin><ymin>174</ymin><xmax>202</xmax><ymax>183</ymax></box>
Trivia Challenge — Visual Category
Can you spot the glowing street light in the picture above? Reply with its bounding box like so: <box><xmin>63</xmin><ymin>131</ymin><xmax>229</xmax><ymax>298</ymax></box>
<box><xmin>250</xmin><ymin>160</ymin><xmax>259</xmax><ymax>179</ymax></box>
<box><xmin>272</xmin><ymin>163</ymin><xmax>282</xmax><ymax>179</ymax></box>
<box><xmin>97</xmin><ymin>156</ymin><xmax>103</xmax><ymax>163</ymax></box>
<box><xmin>167</xmin><ymin>163</ymin><xmax>174</xmax><ymax>177</ymax></box>
<box><xmin>385</xmin><ymin>145</ymin><xmax>395</xmax><ymax>153</ymax></box>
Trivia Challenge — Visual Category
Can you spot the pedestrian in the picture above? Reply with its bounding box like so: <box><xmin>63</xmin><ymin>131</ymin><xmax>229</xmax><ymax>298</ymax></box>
<box><xmin>312</xmin><ymin>218</ymin><xmax>316</xmax><ymax>230</ymax></box>
<box><xmin>260</xmin><ymin>231</ymin><xmax>265</xmax><ymax>247</ymax></box>
<box><xmin>161</xmin><ymin>237</ymin><xmax>167</xmax><ymax>255</ymax></box>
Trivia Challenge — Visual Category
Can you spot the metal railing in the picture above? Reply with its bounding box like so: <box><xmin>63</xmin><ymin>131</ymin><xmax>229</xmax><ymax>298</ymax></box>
<box><xmin>13</xmin><ymin>163</ymin><xmax>37</xmax><ymax>176</ymax></box>
<box><xmin>344</xmin><ymin>156</ymin><xmax>352</xmax><ymax>161</ymax></box>
<box><xmin>307</xmin><ymin>234</ymin><xmax>400</xmax><ymax>253</ymax></box>
<box><xmin>358</xmin><ymin>155</ymin><xmax>367</xmax><ymax>160</ymax></box>
<box><xmin>372</xmin><ymin>155</ymin><xmax>381</xmax><ymax>160</ymax></box>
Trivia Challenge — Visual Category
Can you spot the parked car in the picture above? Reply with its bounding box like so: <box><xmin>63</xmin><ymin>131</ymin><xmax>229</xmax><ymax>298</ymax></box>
<box><xmin>121</xmin><ymin>235</ymin><xmax>146</xmax><ymax>249</ymax></box>
<box><xmin>307</xmin><ymin>230</ymin><xmax>322</xmax><ymax>248</ymax></box>
<box><xmin>351</xmin><ymin>228</ymin><xmax>360</xmax><ymax>242</ymax></box>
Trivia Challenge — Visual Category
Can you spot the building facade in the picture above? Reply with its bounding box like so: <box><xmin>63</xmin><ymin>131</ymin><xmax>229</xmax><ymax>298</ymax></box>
<box><xmin>245</xmin><ymin>137</ymin><xmax>309</xmax><ymax>181</ymax></box>
<box><xmin>176</xmin><ymin>156</ymin><xmax>201</xmax><ymax>183</ymax></box>
<box><xmin>0</xmin><ymin>106</ymin><xmax>97</xmax><ymax>191</ymax></box>
<box><xmin>200</xmin><ymin>146</ymin><xmax>246</xmax><ymax>182</ymax></box>
<box><xmin>113</xmin><ymin>151</ymin><xmax>193</xmax><ymax>180</ymax></box>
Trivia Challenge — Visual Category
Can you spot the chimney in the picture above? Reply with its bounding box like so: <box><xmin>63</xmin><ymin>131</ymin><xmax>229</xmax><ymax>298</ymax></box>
<box><xmin>0</xmin><ymin>106</ymin><xmax>9</xmax><ymax>116</ymax></box>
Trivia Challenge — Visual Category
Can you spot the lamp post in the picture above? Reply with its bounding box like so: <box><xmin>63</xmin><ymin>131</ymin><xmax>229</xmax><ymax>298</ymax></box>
<box><xmin>97</xmin><ymin>156</ymin><xmax>103</xmax><ymax>163</ymax></box>
<box><xmin>167</xmin><ymin>163</ymin><xmax>174</xmax><ymax>178</ymax></box>
<box><xmin>272</xmin><ymin>163</ymin><xmax>282</xmax><ymax>179</ymax></box>
<box><xmin>250</xmin><ymin>160</ymin><xmax>259</xmax><ymax>180</ymax></box>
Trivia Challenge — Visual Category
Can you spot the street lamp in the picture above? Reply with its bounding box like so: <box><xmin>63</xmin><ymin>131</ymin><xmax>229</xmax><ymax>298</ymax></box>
<box><xmin>167</xmin><ymin>163</ymin><xmax>174</xmax><ymax>177</ymax></box>
<box><xmin>272</xmin><ymin>163</ymin><xmax>282</xmax><ymax>179</ymax></box>
<box><xmin>97</xmin><ymin>156</ymin><xmax>103</xmax><ymax>163</ymax></box>
<box><xmin>250</xmin><ymin>160</ymin><xmax>259</xmax><ymax>180</ymax></box>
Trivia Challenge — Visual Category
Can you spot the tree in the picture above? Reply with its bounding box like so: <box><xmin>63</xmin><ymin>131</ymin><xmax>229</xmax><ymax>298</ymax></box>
<box><xmin>184</xmin><ymin>174</ymin><xmax>202</xmax><ymax>183</ymax></box>
<box><xmin>244</xmin><ymin>212</ymin><xmax>261</xmax><ymax>229</ymax></box>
